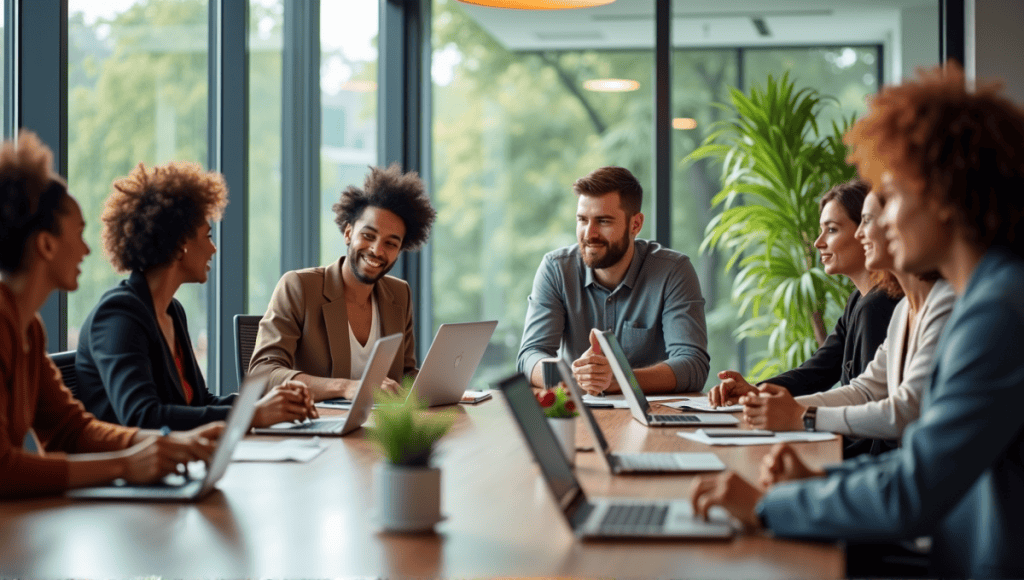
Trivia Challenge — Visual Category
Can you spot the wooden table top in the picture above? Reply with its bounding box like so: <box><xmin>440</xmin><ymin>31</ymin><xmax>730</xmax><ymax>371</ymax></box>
<box><xmin>0</xmin><ymin>397</ymin><xmax>843</xmax><ymax>578</ymax></box>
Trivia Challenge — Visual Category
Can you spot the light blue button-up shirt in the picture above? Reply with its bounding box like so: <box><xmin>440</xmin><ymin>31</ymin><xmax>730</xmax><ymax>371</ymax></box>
<box><xmin>516</xmin><ymin>239</ymin><xmax>709</xmax><ymax>392</ymax></box>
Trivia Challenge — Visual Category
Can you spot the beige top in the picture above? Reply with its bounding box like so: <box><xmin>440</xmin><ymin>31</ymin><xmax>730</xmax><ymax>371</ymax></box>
<box><xmin>248</xmin><ymin>257</ymin><xmax>418</xmax><ymax>389</ymax></box>
<box><xmin>798</xmin><ymin>279</ymin><xmax>956</xmax><ymax>439</ymax></box>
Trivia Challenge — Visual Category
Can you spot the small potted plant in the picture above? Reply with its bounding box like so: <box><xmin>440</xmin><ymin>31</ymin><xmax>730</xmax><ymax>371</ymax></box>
<box><xmin>365</xmin><ymin>382</ymin><xmax>456</xmax><ymax>533</ymax></box>
<box><xmin>536</xmin><ymin>382</ymin><xmax>579</xmax><ymax>466</ymax></box>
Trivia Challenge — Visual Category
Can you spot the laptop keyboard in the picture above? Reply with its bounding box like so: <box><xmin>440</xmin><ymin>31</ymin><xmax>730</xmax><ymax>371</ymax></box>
<box><xmin>616</xmin><ymin>453</ymin><xmax>680</xmax><ymax>471</ymax></box>
<box><xmin>287</xmin><ymin>419</ymin><xmax>347</xmax><ymax>434</ymax></box>
<box><xmin>652</xmin><ymin>414</ymin><xmax>700</xmax><ymax>423</ymax></box>
<box><xmin>598</xmin><ymin>504</ymin><xmax>669</xmax><ymax>533</ymax></box>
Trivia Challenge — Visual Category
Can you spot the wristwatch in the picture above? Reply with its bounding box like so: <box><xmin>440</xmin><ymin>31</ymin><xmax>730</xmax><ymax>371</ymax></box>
<box><xmin>802</xmin><ymin>406</ymin><xmax>818</xmax><ymax>432</ymax></box>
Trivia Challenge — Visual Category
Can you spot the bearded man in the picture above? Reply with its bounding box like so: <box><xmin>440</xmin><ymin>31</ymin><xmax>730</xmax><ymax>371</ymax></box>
<box><xmin>517</xmin><ymin>166</ymin><xmax>709</xmax><ymax>395</ymax></box>
<box><xmin>249</xmin><ymin>164</ymin><xmax>435</xmax><ymax>401</ymax></box>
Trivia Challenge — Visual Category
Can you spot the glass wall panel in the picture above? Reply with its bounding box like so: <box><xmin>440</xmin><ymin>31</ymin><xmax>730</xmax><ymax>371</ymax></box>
<box><xmin>670</xmin><ymin>49</ymin><xmax>740</xmax><ymax>387</ymax></box>
<box><xmin>67</xmin><ymin>0</ymin><xmax>209</xmax><ymax>373</ymax></box>
<box><xmin>431</xmin><ymin>0</ymin><xmax>654</xmax><ymax>387</ymax></box>
<box><xmin>319</xmin><ymin>0</ymin><xmax>378</xmax><ymax>266</ymax></box>
<box><xmin>247</xmin><ymin>0</ymin><xmax>283</xmax><ymax>315</ymax></box>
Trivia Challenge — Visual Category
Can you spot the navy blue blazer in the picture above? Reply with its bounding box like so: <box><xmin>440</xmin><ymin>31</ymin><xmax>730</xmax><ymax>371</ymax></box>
<box><xmin>75</xmin><ymin>271</ymin><xmax>236</xmax><ymax>430</ymax></box>
<box><xmin>757</xmin><ymin>248</ymin><xmax>1024</xmax><ymax>578</ymax></box>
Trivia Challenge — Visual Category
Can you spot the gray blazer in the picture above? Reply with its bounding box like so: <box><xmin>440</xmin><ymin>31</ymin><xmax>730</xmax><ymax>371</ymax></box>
<box><xmin>797</xmin><ymin>280</ymin><xmax>955</xmax><ymax>439</ymax></box>
<box><xmin>248</xmin><ymin>257</ymin><xmax>417</xmax><ymax>389</ymax></box>
<box><xmin>757</xmin><ymin>248</ymin><xmax>1024</xmax><ymax>578</ymax></box>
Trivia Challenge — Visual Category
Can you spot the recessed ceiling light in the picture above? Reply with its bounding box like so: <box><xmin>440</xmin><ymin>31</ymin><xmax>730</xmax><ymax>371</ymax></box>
<box><xmin>672</xmin><ymin>118</ymin><xmax>698</xmax><ymax>130</ymax></box>
<box><xmin>583</xmin><ymin>78</ymin><xmax>639</xmax><ymax>92</ymax></box>
<box><xmin>458</xmin><ymin>0</ymin><xmax>615</xmax><ymax>9</ymax></box>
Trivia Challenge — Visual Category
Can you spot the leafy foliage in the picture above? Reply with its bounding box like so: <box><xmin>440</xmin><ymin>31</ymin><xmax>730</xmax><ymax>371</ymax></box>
<box><xmin>687</xmin><ymin>73</ymin><xmax>858</xmax><ymax>379</ymax></box>
<box><xmin>364</xmin><ymin>379</ymin><xmax>456</xmax><ymax>467</ymax></box>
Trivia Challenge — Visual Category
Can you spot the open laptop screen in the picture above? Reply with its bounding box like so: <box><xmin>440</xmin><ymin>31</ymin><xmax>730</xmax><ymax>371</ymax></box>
<box><xmin>597</xmin><ymin>330</ymin><xmax>651</xmax><ymax>414</ymax></box>
<box><xmin>496</xmin><ymin>373</ymin><xmax>582</xmax><ymax>513</ymax></box>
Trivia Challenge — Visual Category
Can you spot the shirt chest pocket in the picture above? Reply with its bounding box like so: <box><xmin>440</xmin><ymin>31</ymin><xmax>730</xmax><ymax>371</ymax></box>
<box><xmin>620</xmin><ymin>323</ymin><xmax>659</xmax><ymax>358</ymax></box>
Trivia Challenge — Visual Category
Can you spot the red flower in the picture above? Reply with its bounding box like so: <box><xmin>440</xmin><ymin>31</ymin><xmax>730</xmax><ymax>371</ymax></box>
<box><xmin>538</xmin><ymin>391</ymin><xmax>556</xmax><ymax>407</ymax></box>
<box><xmin>564</xmin><ymin>400</ymin><xmax>576</xmax><ymax>413</ymax></box>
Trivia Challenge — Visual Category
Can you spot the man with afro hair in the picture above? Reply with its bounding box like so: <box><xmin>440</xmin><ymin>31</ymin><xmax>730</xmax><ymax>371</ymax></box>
<box><xmin>249</xmin><ymin>164</ymin><xmax>436</xmax><ymax>401</ymax></box>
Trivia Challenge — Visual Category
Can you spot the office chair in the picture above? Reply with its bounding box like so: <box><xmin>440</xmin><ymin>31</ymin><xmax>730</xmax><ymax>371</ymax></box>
<box><xmin>50</xmin><ymin>350</ymin><xmax>78</xmax><ymax>396</ymax></box>
<box><xmin>234</xmin><ymin>314</ymin><xmax>263</xmax><ymax>385</ymax></box>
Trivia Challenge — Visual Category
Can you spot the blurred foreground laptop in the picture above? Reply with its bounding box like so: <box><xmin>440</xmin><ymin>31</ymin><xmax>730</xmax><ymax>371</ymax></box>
<box><xmin>66</xmin><ymin>371</ymin><xmax>265</xmax><ymax>502</ymax></box>
<box><xmin>252</xmin><ymin>333</ymin><xmax>402</xmax><ymax>436</ymax></box>
<box><xmin>542</xmin><ymin>358</ymin><xmax>725</xmax><ymax>474</ymax></box>
<box><xmin>496</xmin><ymin>373</ymin><xmax>735</xmax><ymax>539</ymax></box>
<box><xmin>408</xmin><ymin>320</ymin><xmax>497</xmax><ymax>406</ymax></box>
<box><xmin>595</xmin><ymin>331</ymin><xmax>738</xmax><ymax>427</ymax></box>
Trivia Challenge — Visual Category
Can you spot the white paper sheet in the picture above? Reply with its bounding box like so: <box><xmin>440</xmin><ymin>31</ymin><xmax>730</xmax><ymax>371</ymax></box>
<box><xmin>232</xmin><ymin>438</ymin><xmax>327</xmax><ymax>462</ymax></box>
<box><xmin>661</xmin><ymin>397</ymin><xmax>743</xmax><ymax>413</ymax></box>
<box><xmin>581</xmin><ymin>394</ymin><xmax>685</xmax><ymax>408</ymax></box>
<box><xmin>678</xmin><ymin>429</ymin><xmax>837</xmax><ymax>446</ymax></box>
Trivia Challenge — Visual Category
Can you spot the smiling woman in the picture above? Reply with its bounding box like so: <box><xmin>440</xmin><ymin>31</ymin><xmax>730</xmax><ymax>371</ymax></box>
<box><xmin>72</xmin><ymin>162</ymin><xmax>317</xmax><ymax>431</ymax></box>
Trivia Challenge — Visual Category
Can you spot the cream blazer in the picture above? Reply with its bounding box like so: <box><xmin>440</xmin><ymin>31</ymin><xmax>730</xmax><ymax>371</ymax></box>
<box><xmin>797</xmin><ymin>279</ymin><xmax>956</xmax><ymax>439</ymax></box>
<box><xmin>248</xmin><ymin>257</ymin><xmax>417</xmax><ymax>389</ymax></box>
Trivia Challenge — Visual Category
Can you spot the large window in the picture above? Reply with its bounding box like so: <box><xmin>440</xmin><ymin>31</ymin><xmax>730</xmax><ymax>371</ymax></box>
<box><xmin>67</xmin><ymin>0</ymin><xmax>209</xmax><ymax>372</ymax></box>
<box><xmin>431</xmin><ymin>0</ymin><xmax>653</xmax><ymax>387</ymax></box>
<box><xmin>247</xmin><ymin>0</ymin><xmax>283</xmax><ymax>315</ymax></box>
<box><xmin>319</xmin><ymin>0</ymin><xmax>378</xmax><ymax>266</ymax></box>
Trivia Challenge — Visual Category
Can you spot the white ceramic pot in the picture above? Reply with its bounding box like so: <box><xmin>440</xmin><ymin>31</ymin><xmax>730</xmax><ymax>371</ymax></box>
<box><xmin>373</xmin><ymin>462</ymin><xmax>442</xmax><ymax>533</ymax></box>
<box><xmin>547</xmin><ymin>417</ymin><xmax>577</xmax><ymax>467</ymax></box>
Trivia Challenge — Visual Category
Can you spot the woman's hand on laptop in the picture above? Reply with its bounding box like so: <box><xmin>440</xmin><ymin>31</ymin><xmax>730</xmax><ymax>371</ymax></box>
<box><xmin>690</xmin><ymin>471</ymin><xmax>764</xmax><ymax>532</ymax></box>
<box><xmin>252</xmin><ymin>381</ymin><xmax>319</xmax><ymax>427</ymax></box>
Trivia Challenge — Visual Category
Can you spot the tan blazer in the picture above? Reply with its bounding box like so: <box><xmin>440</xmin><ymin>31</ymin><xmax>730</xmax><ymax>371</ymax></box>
<box><xmin>248</xmin><ymin>257</ymin><xmax>417</xmax><ymax>389</ymax></box>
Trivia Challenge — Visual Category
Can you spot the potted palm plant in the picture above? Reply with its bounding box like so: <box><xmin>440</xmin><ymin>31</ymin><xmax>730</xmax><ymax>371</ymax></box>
<box><xmin>686</xmin><ymin>72</ymin><xmax>858</xmax><ymax>379</ymax></box>
<box><xmin>365</xmin><ymin>382</ymin><xmax>456</xmax><ymax>533</ymax></box>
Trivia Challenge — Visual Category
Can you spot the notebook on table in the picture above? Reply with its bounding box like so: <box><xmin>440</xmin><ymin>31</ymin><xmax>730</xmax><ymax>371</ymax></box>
<box><xmin>541</xmin><ymin>357</ymin><xmax>725</xmax><ymax>474</ymax></box>
<box><xmin>252</xmin><ymin>333</ymin><xmax>402</xmax><ymax>436</ymax></box>
<box><xmin>66</xmin><ymin>372</ymin><xmax>266</xmax><ymax>502</ymax></box>
<box><xmin>495</xmin><ymin>373</ymin><xmax>736</xmax><ymax>540</ymax></box>
<box><xmin>407</xmin><ymin>320</ymin><xmax>498</xmax><ymax>406</ymax></box>
<box><xmin>594</xmin><ymin>331</ymin><xmax>739</xmax><ymax>428</ymax></box>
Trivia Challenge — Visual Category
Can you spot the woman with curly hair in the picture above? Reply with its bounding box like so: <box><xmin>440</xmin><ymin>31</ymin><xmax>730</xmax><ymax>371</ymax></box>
<box><xmin>690</xmin><ymin>64</ymin><xmax>1024</xmax><ymax>578</ymax></box>
<box><xmin>0</xmin><ymin>131</ymin><xmax>220</xmax><ymax>498</ymax></box>
<box><xmin>248</xmin><ymin>163</ymin><xmax>436</xmax><ymax>401</ymax></box>
<box><xmin>75</xmin><ymin>162</ymin><xmax>316</xmax><ymax>430</ymax></box>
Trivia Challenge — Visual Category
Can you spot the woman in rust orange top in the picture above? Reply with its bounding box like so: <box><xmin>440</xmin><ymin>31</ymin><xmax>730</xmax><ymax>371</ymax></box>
<box><xmin>0</xmin><ymin>131</ymin><xmax>220</xmax><ymax>499</ymax></box>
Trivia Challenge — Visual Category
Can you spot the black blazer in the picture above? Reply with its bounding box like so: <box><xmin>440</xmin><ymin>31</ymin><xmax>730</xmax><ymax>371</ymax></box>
<box><xmin>75</xmin><ymin>271</ymin><xmax>236</xmax><ymax>430</ymax></box>
<box><xmin>764</xmin><ymin>287</ymin><xmax>900</xmax><ymax>397</ymax></box>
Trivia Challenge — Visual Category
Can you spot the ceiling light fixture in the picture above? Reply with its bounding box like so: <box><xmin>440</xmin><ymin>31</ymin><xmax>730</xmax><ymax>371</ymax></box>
<box><xmin>583</xmin><ymin>78</ymin><xmax>639</xmax><ymax>92</ymax></box>
<box><xmin>458</xmin><ymin>0</ymin><xmax>615</xmax><ymax>9</ymax></box>
<box><xmin>672</xmin><ymin>118</ymin><xmax>697</xmax><ymax>130</ymax></box>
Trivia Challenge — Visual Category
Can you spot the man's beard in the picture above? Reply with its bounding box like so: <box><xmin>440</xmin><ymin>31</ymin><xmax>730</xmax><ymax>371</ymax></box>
<box><xmin>349</xmin><ymin>248</ymin><xmax>395</xmax><ymax>284</ymax></box>
<box><xmin>580</xmin><ymin>231</ymin><xmax>629</xmax><ymax>269</ymax></box>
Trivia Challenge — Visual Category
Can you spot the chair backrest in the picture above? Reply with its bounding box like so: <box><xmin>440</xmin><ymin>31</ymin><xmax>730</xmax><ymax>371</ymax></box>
<box><xmin>234</xmin><ymin>314</ymin><xmax>263</xmax><ymax>385</ymax></box>
<box><xmin>50</xmin><ymin>350</ymin><xmax>78</xmax><ymax>396</ymax></box>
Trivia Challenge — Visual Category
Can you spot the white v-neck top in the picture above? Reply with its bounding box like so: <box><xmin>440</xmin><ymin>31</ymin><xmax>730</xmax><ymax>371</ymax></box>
<box><xmin>348</xmin><ymin>294</ymin><xmax>381</xmax><ymax>380</ymax></box>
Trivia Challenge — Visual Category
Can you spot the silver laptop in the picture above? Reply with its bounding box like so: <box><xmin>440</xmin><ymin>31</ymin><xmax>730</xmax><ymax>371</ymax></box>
<box><xmin>496</xmin><ymin>373</ymin><xmax>735</xmax><ymax>539</ymax></box>
<box><xmin>541</xmin><ymin>358</ymin><xmax>725</xmax><ymax>474</ymax></box>
<box><xmin>408</xmin><ymin>320</ymin><xmax>498</xmax><ymax>406</ymax></box>
<box><xmin>66</xmin><ymin>372</ymin><xmax>266</xmax><ymax>502</ymax></box>
<box><xmin>253</xmin><ymin>333</ymin><xmax>402</xmax><ymax>436</ymax></box>
<box><xmin>595</xmin><ymin>331</ymin><xmax>738</xmax><ymax>427</ymax></box>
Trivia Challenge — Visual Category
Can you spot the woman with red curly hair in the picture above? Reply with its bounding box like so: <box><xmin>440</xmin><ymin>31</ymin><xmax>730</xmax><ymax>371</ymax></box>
<box><xmin>75</xmin><ymin>162</ymin><xmax>317</xmax><ymax>431</ymax></box>
<box><xmin>690</xmin><ymin>64</ymin><xmax>1024</xmax><ymax>578</ymax></box>
<box><xmin>0</xmin><ymin>132</ymin><xmax>221</xmax><ymax>498</ymax></box>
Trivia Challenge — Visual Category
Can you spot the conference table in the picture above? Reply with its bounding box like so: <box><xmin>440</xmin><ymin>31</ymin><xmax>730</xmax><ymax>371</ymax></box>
<box><xmin>0</xmin><ymin>394</ymin><xmax>843</xmax><ymax>578</ymax></box>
